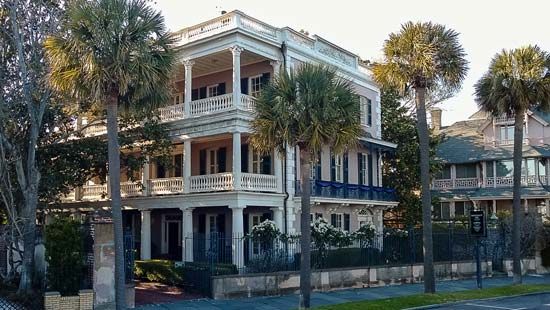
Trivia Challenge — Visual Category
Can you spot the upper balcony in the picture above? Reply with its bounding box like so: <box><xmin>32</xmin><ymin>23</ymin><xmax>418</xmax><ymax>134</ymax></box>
<box><xmin>295</xmin><ymin>181</ymin><xmax>397</xmax><ymax>203</ymax></box>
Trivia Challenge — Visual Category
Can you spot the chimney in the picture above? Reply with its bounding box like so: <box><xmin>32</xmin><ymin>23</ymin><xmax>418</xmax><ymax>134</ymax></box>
<box><xmin>430</xmin><ymin>108</ymin><xmax>442</xmax><ymax>133</ymax></box>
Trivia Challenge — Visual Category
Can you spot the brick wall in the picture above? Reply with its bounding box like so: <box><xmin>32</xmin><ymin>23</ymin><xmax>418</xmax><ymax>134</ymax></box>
<box><xmin>44</xmin><ymin>290</ymin><xmax>93</xmax><ymax>310</ymax></box>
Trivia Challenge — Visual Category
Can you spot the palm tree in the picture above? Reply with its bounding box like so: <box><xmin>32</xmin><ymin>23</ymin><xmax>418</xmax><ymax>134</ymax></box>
<box><xmin>249</xmin><ymin>63</ymin><xmax>361</xmax><ymax>308</ymax></box>
<box><xmin>372</xmin><ymin>22</ymin><xmax>468</xmax><ymax>293</ymax></box>
<box><xmin>45</xmin><ymin>0</ymin><xmax>176</xmax><ymax>307</ymax></box>
<box><xmin>474</xmin><ymin>45</ymin><xmax>550</xmax><ymax>284</ymax></box>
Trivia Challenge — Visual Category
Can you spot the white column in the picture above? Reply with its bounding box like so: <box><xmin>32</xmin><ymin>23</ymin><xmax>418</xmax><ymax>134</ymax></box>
<box><xmin>140</xmin><ymin>210</ymin><xmax>151</xmax><ymax>260</ymax></box>
<box><xmin>230</xmin><ymin>45</ymin><xmax>243</xmax><ymax>108</ymax></box>
<box><xmin>492</xmin><ymin>199</ymin><xmax>497</xmax><ymax>214</ymax></box>
<box><xmin>481</xmin><ymin>161</ymin><xmax>487</xmax><ymax>187</ymax></box>
<box><xmin>545</xmin><ymin>199</ymin><xmax>550</xmax><ymax>216</ymax></box>
<box><xmin>274</xmin><ymin>151</ymin><xmax>283</xmax><ymax>193</ymax></box>
<box><xmin>378</xmin><ymin>150</ymin><xmax>383</xmax><ymax>186</ymax></box>
<box><xmin>493</xmin><ymin>161</ymin><xmax>497</xmax><ymax>188</ymax></box>
<box><xmin>183</xmin><ymin>139</ymin><xmax>191</xmax><ymax>194</ymax></box>
<box><xmin>183</xmin><ymin>59</ymin><xmax>194</xmax><ymax>116</ymax></box>
<box><xmin>524</xmin><ymin>199</ymin><xmax>529</xmax><ymax>213</ymax></box>
<box><xmin>231</xmin><ymin>206</ymin><xmax>245</xmax><ymax>268</ymax></box>
<box><xmin>181</xmin><ymin>207</ymin><xmax>194</xmax><ymax>262</ymax></box>
<box><xmin>232</xmin><ymin>132</ymin><xmax>242</xmax><ymax>190</ymax></box>
<box><xmin>142</xmin><ymin>156</ymin><xmax>150</xmax><ymax>196</ymax></box>
<box><xmin>271</xmin><ymin>207</ymin><xmax>284</xmax><ymax>231</ymax></box>
<box><xmin>270</xmin><ymin>59</ymin><xmax>281</xmax><ymax>77</ymax></box>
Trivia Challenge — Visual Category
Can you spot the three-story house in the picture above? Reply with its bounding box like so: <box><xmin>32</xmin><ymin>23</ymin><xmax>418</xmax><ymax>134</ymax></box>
<box><xmin>60</xmin><ymin>10</ymin><xmax>397</xmax><ymax>267</ymax></box>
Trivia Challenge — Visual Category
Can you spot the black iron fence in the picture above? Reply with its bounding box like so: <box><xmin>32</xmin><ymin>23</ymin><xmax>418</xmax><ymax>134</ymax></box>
<box><xmin>183</xmin><ymin>226</ymin><xmax>516</xmax><ymax>275</ymax></box>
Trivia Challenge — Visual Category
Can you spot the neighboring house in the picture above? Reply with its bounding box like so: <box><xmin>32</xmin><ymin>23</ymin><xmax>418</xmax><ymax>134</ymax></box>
<box><xmin>59</xmin><ymin>10</ymin><xmax>397</xmax><ymax>267</ymax></box>
<box><xmin>431</xmin><ymin>107</ymin><xmax>550</xmax><ymax>220</ymax></box>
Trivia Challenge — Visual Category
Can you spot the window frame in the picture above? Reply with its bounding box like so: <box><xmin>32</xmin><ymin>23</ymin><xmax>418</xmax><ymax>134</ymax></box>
<box><xmin>207</xmin><ymin>84</ymin><xmax>220</xmax><ymax>98</ymax></box>
<box><xmin>207</xmin><ymin>148</ymin><xmax>218</xmax><ymax>174</ymax></box>
<box><xmin>334</xmin><ymin>153</ymin><xmax>343</xmax><ymax>182</ymax></box>
<box><xmin>360</xmin><ymin>153</ymin><xmax>368</xmax><ymax>185</ymax></box>
<box><xmin>249</xmin><ymin>74</ymin><xmax>263</xmax><ymax>98</ymax></box>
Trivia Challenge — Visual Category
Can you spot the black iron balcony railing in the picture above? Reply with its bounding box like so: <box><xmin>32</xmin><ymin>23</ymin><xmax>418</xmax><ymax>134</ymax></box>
<box><xmin>295</xmin><ymin>180</ymin><xmax>397</xmax><ymax>202</ymax></box>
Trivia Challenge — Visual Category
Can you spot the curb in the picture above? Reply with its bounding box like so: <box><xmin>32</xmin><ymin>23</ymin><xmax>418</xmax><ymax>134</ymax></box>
<box><xmin>405</xmin><ymin>291</ymin><xmax>550</xmax><ymax>309</ymax></box>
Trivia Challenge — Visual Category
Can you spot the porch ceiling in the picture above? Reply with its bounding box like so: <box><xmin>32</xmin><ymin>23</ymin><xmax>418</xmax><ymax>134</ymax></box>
<box><xmin>174</xmin><ymin>50</ymin><xmax>267</xmax><ymax>80</ymax></box>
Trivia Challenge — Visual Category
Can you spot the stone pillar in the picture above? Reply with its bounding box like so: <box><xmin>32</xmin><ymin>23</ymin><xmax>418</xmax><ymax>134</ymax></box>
<box><xmin>93</xmin><ymin>222</ymin><xmax>115</xmax><ymax>308</ymax></box>
<box><xmin>181</xmin><ymin>207</ymin><xmax>194</xmax><ymax>262</ymax></box>
<box><xmin>274</xmin><ymin>150</ymin><xmax>283</xmax><ymax>193</ymax></box>
<box><xmin>231</xmin><ymin>205</ymin><xmax>245</xmax><ymax>268</ymax></box>
<box><xmin>183</xmin><ymin>139</ymin><xmax>192</xmax><ymax>194</ymax></box>
<box><xmin>232</xmin><ymin>132</ymin><xmax>242</xmax><ymax>190</ymax></box>
<box><xmin>270</xmin><ymin>59</ymin><xmax>281</xmax><ymax>77</ymax></box>
<box><xmin>140</xmin><ymin>210</ymin><xmax>151</xmax><ymax>260</ymax></box>
<box><xmin>524</xmin><ymin>199</ymin><xmax>529</xmax><ymax>213</ymax></box>
<box><xmin>183</xmin><ymin>59</ymin><xmax>194</xmax><ymax>116</ymax></box>
<box><xmin>142</xmin><ymin>156</ymin><xmax>150</xmax><ymax>196</ymax></box>
<box><xmin>271</xmin><ymin>207</ymin><xmax>283</xmax><ymax>231</ymax></box>
<box><xmin>230</xmin><ymin>45</ymin><xmax>243</xmax><ymax>108</ymax></box>
<box><xmin>493</xmin><ymin>199</ymin><xmax>497</xmax><ymax>214</ymax></box>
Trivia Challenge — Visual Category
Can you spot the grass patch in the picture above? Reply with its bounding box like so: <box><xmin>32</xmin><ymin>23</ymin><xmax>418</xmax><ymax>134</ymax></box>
<box><xmin>316</xmin><ymin>284</ymin><xmax>550</xmax><ymax>309</ymax></box>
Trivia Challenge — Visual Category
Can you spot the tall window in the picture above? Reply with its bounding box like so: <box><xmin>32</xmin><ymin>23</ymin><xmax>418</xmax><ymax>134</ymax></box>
<box><xmin>207</xmin><ymin>149</ymin><xmax>218</xmax><ymax>174</ymax></box>
<box><xmin>436</xmin><ymin>165</ymin><xmax>452</xmax><ymax>179</ymax></box>
<box><xmin>539</xmin><ymin>159</ymin><xmax>547</xmax><ymax>177</ymax></box>
<box><xmin>334</xmin><ymin>153</ymin><xmax>343</xmax><ymax>182</ymax></box>
<box><xmin>249</xmin><ymin>75</ymin><xmax>262</xmax><ymax>97</ymax></box>
<box><xmin>207</xmin><ymin>84</ymin><xmax>219</xmax><ymax>97</ymax></box>
<box><xmin>251</xmin><ymin>151</ymin><xmax>261</xmax><ymax>174</ymax></box>
<box><xmin>360</xmin><ymin>153</ymin><xmax>368</xmax><ymax>185</ymax></box>
<box><xmin>523</xmin><ymin>158</ymin><xmax>537</xmax><ymax>177</ymax></box>
<box><xmin>455</xmin><ymin>163</ymin><xmax>477</xmax><ymax>178</ymax></box>
<box><xmin>496</xmin><ymin>160</ymin><xmax>513</xmax><ymax>177</ymax></box>
<box><xmin>359</xmin><ymin>97</ymin><xmax>373</xmax><ymax>126</ymax></box>
<box><xmin>331</xmin><ymin>213</ymin><xmax>350</xmax><ymax>231</ymax></box>
<box><xmin>454</xmin><ymin>201</ymin><xmax>472</xmax><ymax>217</ymax></box>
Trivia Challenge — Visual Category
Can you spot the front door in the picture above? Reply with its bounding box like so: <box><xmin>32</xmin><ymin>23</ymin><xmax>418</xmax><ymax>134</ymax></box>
<box><xmin>168</xmin><ymin>222</ymin><xmax>180</xmax><ymax>260</ymax></box>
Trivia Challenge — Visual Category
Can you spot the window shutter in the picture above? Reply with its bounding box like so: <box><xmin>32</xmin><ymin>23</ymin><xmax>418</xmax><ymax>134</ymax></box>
<box><xmin>344</xmin><ymin>214</ymin><xmax>350</xmax><ymax>231</ymax></box>
<box><xmin>199</xmin><ymin>87</ymin><xmax>207</xmax><ymax>99</ymax></box>
<box><xmin>330</xmin><ymin>150</ymin><xmax>336</xmax><ymax>182</ymax></box>
<box><xmin>241</xmin><ymin>144</ymin><xmax>249</xmax><ymax>173</ymax></box>
<box><xmin>218</xmin><ymin>82</ymin><xmax>226</xmax><ymax>95</ymax></box>
<box><xmin>241</xmin><ymin>77</ymin><xmax>249</xmax><ymax>94</ymax></box>
<box><xmin>367</xmin><ymin>99</ymin><xmax>372</xmax><ymax>126</ymax></box>
<box><xmin>261</xmin><ymin>153</ymin><xmax>272</xmax><ymax>174</ymax></box>
<box><xmin>191</xmin><ymin>89</ymin><xmax>199</xmax><ymax>101</ymax></box>
<box><xmin>343</xmin><ymin>152</ymin><xmax>349</xmax><ymax>184</ymax></box>
<box><xmin>217</xmin><ymin>147</ymin><xmax>227</xmax><ymax>172</ymax></box>
<box><xmin>174</xmin><ymin>154</ymin><xmax>183</xmax><ymax>177</ymax></box>
<box><xmin>368</xmin><ymin>153</ymin><xmax>373</xmax><ymax>185</ymax></box>
<box><xmin>199</xmin><ymin>150</ymin><xmax>206</xmax><ymax>175</ymax></box>
<box><xmin>330</xmin><ymin>214</ymin><xmax>337</xmax><ymax>227</ymax></box>
<box><xmin>358</xmin><ymin>153</ymin><xmax>364</xmax><ymax>185</ymax></box>
<box><xmin>316</xmin><ymin>152</ymin><xmax>322</xmax><ymax>180</ymax></box>
<box><xmin>261</xmin><ymin>72</ymin><xmax>271</xmax><ymax>86</ymax></box>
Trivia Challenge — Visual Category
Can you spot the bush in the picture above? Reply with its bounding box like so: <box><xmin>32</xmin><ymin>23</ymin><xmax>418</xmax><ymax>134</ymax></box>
<box><xmin>134</xmin><ymin>260</ymin><xmax>183</xmax><ymax>285</ymax></box>
<box><xmin>45</xmin><ymin>217</ymin><xmax>85</xmax><ymax>296</ymax></box>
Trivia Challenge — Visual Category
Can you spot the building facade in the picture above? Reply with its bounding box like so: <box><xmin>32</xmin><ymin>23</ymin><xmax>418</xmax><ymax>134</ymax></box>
<box><xmin>431</xmin><ymin>108</ymin><xmax>550</xmax><ymax>220</ymax></box>
<box><xmin>59</xmin><ymin>10</ymin><xmax>397</xmax><ymax>267</ymax></box>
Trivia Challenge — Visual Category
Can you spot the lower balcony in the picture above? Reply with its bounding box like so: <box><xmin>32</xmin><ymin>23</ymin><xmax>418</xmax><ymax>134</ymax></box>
<box><xmin>432</xmin><ymin>175</ymin><xmax>547</xmax><ymax>190</ymax></box>
<box><xmin>295</xmin><ymin>180</ymin><xmax>397</xmax><ymax>202</ymax></box>
<box><xmin>76</xmin><ymin>172</ymin><xmax>278</xmax><ymax>201</ymax></box>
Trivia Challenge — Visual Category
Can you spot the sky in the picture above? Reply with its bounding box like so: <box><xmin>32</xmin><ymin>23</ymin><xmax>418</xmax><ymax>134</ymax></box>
<box><xmin>152</xmin><ymin>0</ymin><xmax>550</xmax><ymax>126</ymax></box>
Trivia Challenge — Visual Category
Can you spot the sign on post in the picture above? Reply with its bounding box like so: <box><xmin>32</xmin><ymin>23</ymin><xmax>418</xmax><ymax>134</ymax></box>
<box><xmin>469</xmin><ymin>210</ymin><xmax>486</xmax><ymax>237</ymax></box>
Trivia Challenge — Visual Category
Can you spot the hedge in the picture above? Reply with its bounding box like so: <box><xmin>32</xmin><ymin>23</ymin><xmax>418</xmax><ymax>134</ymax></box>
<box><xmin>134</xmin><ymin>260</ymin><xmax>183</xmax><ymax>285</ymax></box>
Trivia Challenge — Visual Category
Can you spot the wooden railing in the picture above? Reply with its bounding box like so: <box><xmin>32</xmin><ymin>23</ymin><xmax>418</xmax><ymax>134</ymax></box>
<box><xmin>189</xmin><ymin>93</ymin><xmax>233</xmax><ymax>116</ymax></box>
<box><xmin>149</xmin><ymin>177</ymin><xmax>184</xmax><ymax>195</ymax></box>
<box><xmin>121</xmin><ymin>181</ymin><xmax>142</xmax><ymax>197</ymax></box>
<box><xmin>240</xmin><ymin>173</ymin><xmax>277</xmax><ymax>192</ymax></box>
<box><xmin>189</xmin><ymin>173</ymin><xmax>234</xmax><ymax>193</ymax></box>
<box><xmin>158</xmin><ymin>104</ymin><xmax>184</xmax><ymax>121</ymax></box>
<box><xmin>82</xmin><ymin>184</ymin><xmax>107</xmax><ymax>200</ymax></box>
<box><xmin>433</xmin><ymin>175</ymin><xmax>546</xmax><ymax>189</ymax></box>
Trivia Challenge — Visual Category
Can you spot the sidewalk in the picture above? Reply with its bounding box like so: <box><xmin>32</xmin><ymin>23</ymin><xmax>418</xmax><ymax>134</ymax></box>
<box><xmin>135</xmin><ymin>274</ymin><xmax>550</xmax><ymax>310</ymax></box>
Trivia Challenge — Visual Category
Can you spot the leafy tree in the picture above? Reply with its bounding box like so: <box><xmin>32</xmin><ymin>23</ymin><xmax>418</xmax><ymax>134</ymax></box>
<box><xmin>45</xmin><ymin>0</ymin><xmax>176</xmax><ymax>307</ymax></box>
<box><xmin>474</xmin><ymin>45</ymin><xmax>550</xmax><ymax>284</ymax></box>
<box><xmin>249</xmin><ymin>63</ymin><xmax>361</xmax><ymax>308</ymax></box>
<box><xmin>44</xmin><ymin>217</ymin><xmax>84</xmax><ymax>296</ymax></box>
<box><xmin>381</xmin><ymin>89</ymin><xmax>441</xmax><ymax>227</ymax></box>
<box><xmin>373</xmin><ymin>22</ymin><xmax>468</xmax><ymax>293</ymax></box>
<box><xmin>0</xmin><ymin>0</ymin><xmax>63</xmax><ymax>293</ymax></box>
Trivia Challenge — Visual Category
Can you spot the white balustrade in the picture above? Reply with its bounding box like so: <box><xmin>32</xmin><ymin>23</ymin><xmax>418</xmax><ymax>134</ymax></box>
<box><xmin>240</xmin><ymin>173</ymin><xmax>278</xmax><ymax>192</ymax></box>
<box><xmin>494</xmin><ymin>115</ymin><xmax>515</xmax><ymax>124</ymax></box>
<box><xmin>189</xmin><ymin>94</ymin><xmax>233</xmax><ymax>116</ymax></box>
<box><xmin>121</xmin><ymin>181</ymin><xmax>142</xmax><ymax>197</ymax></box>
<box><xmin>240</xmin><ymin>94</ymin><xmax>256</xmax><ymax>111</ymax></box>
<box><xmin>240</xmin><ymin>15</ymin><xmax>278</xmax><ymax>39</ymax></box>
<box><xmin>149</xmin><ymin>177</ymin><xmax>184</xmax><ymax>195</ymax></box>
<box><xmin>453</xmin><ymin>178</ymin><xmax>480</xmax><ymax>189</ymax></box>
<box><xmin>83</xmin><ymin>123</ymin><xmax>107</xmax><ymax>136</ymax></box>
<box><xmin>189</xmin><ymin>173</ymin><xmax>234</xmax><ymax>193</ymax></box>
<box><xmin>82</xmin><ymin>184</ymin><xmax>107</xmax><ymax>200</ymax></box>
<box><xmin>158</xmin><ymin>104</ymin><xmax>185</xmax><ymax>122</ymax></box>
<box><xmin>432</xmin><ymin>179</ymin><xmax>453</xmax><ymax>189</ymax></box>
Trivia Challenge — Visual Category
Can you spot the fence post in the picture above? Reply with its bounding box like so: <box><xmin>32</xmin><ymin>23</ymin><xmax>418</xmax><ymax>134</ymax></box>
<box><xmin>448</xmin><ymin>221</ymin><xmax>453</xmax><ymax>279</ymax></box>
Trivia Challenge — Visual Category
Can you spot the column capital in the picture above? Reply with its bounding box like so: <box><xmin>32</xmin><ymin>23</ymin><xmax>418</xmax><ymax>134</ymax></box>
<box><xmin>183</xmin><ymin>59</ymin><xmax>195</xmax><ymax>68</ymax></box>
<box><xmin>180</xmin><ymin>207</ymin><xmax>194</xmax><ymax>212</ymax></box>
<box><xmin>140</xmin><ymin>209</ymin><xmax>151</xmax><ymax>214</ymax></box>
<box><xmin>230</xmin><ymin>44</ymin><xmax>244</xmax><ymax>56</ymax></box>
<box><xmin>270</xmin><ymin>207</ymin><xmax>283</xmax><ymax>212</ymax></box>
<box><xmin>229</xmin><ymin>204</ymin><xmax>246</xmax><ymax>210</ymax></box>
<box><xmin>269</xmin><ymin>59</ymin><xmax>281</xmax><ymax>68</ymax></box>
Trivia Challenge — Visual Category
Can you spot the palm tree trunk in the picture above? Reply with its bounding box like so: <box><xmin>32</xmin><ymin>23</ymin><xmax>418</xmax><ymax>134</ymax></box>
<box><xmin>106</xmin><ymin>97</ymin><xmax>127</xmax><ymax>309</ymax></box>
<box><xmin>415</xmin><ymin>87</ymin><xmax>435</xmax><ymax>293</ymax></box>
<box><xmin>299</xmin><ymin>147</ymin><xmax>312</xmax><ymax>309</ymax></box>
<box><xmin>512</xmin><ymin>111</ymin><xmax>525</xmax><ymax>285</ymax></box>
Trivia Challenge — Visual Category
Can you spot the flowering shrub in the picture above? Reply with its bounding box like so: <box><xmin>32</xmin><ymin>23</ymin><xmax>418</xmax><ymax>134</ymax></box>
<box><xmin>248</xmin><ymin>219</ymin><xmax>280</xmax><ymax>243</ymax></box>
<box><xmin>311</xmin><ymin>218</ymin><xmax>352</xmax><ymax>249</ymax></box>
<box><xmin>353</xmin><ymin>224</ymin><xmax>376</xmax><ymax>247</ymax></box>
<box><xmin>383</xmin><ymin>227</ymin><xmax>409</xmax><ymax>238</ymax></box>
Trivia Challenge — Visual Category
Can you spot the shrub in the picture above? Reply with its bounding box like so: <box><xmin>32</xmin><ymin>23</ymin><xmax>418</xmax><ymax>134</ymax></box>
<box><xmin>134</xmin><ymin>260</ymin><xmax>183</xmax><ymax>285</ymax></box>
<box><xmin>45</xmin><ymin>217</ymin><xmax>85</xmax><ymax>296</ymax></box>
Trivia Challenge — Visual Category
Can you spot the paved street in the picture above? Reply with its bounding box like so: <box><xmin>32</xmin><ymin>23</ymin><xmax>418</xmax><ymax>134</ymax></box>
<box><xmin>428</xmin><ymin>292</ymin><xmax>550</xmax><ymax>309</ymax></box>
<box><xmin>136</xmin><ymin>275</ymin><xmax>550</xmax><ymax>310</ymax></box>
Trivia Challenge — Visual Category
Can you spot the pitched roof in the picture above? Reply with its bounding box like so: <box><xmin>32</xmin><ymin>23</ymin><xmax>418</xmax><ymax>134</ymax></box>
<box><xmin>435</xmin><ymin>112</ymin><xmax>550</xmax><ymax>164</ymax></box>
